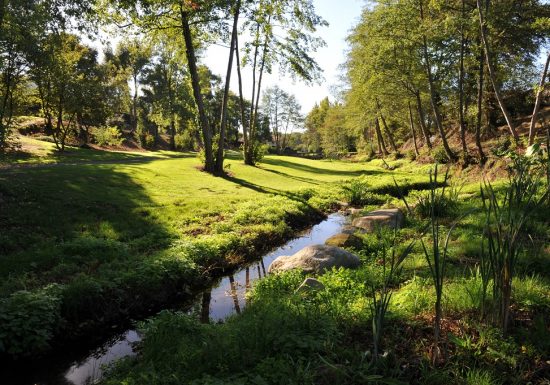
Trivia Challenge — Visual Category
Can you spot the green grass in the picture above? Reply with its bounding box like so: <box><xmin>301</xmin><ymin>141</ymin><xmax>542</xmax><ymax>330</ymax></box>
<box><xmin>0</xmin><ymin>140</ymin><xmax>429</xmax><ymax>357</ymax></box>
<box><xmin>96</xmin><ymin>156</ymin><xmax>550</xmax><ymax>385</ymax></box>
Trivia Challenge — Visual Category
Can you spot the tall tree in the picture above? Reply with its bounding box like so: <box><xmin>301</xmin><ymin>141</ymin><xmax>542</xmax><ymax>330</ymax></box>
<box><xmin>115</xmin><ymin>39</ymin><xmax>151</xmax><ymax>132</ymax></box>
<box><xmin>215</xmin><ymin>0</ymin><xmax>241</xmax><ymax>174</ymax></box>
<box><xmin>476</xmin><ymin>0</ymin><xmax>519</xmax><ymax>142</ymax></box>
<box><xmin>528</xmin><ymin>51</ymin><xmax>550</xmax><ymax>145</ymax></box>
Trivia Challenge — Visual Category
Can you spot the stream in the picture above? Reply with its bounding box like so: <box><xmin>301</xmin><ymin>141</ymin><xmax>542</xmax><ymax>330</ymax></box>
<box><xmin>6</xmin><ymin>213</ymin><xmax>347</xmax><ymax>385</ymax></box>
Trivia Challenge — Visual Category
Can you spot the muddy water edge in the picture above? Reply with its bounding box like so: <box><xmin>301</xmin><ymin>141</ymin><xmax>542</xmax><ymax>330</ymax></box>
<box><xmin>4</xmin><ymin>213</ymin><xmax>348</xmax><ymax>385</ymax></box>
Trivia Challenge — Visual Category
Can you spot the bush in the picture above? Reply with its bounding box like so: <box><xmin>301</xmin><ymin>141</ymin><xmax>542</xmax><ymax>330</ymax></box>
<box><xmin>0</xmin><ymin>286</ymin><xmax>62</xmax><ymax>356</ymax></box>
<box><xmin>433</xmin><ymin>146</ymin><xmax>449</xmax><ymax>164</ymax></box>
<box><xmin>94</xmin><ymin>126</ymin><xmax>124</xmax><ymax>147</ymax></box>
<box><xmin>252</xmin><ymin>143</ymin><xmax>269</xmax><ymax>163</ymax></box>
<box><xmin>140</xmin><ymin>132</ymin><xmax>156</xmax><ymax>149</ymax></box>
<box><xmin>406</xmin><ymin>150</ymin><xmax>417</xmax><ymax>161</ymax></box>
<box><xmin>174</xmin><ymin>131</ymin><xmax>194</xmax><ymax>151</ymax></box>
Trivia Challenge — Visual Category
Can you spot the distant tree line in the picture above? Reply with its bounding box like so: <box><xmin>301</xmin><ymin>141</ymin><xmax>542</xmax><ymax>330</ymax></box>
<box><xmin>304</xmin><ymin>0</ymin><xmax>550</xmax><ymax>163</ymax></box>
<box><xmin>0</xmin><ymin>0</ymin><xmax>326</xmax><ymax>175</ymax></box>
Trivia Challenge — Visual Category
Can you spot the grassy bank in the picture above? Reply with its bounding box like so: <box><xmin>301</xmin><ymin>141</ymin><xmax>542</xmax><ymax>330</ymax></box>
<box><xmin>0</xmin><ymin>140</ymin><xmax>430</xmax><ymax>358</ymax></box>
<box><xmin>100</xmin><ymin>159</ymin><xmax>550</xmax><ymax>385</ymax></box>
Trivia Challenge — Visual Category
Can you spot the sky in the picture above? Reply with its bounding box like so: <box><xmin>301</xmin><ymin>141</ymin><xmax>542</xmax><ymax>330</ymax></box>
<box><xmin>201</xmin><ymin>0</ymin><xmax>365</xmax><ymax>115</ymax></box>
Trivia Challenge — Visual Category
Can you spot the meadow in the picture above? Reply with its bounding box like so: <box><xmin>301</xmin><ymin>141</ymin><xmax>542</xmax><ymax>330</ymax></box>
<box><xmin>0</xmin><ymin>138</ymin><xmax>431</xmax><ymax>358</ymax></box>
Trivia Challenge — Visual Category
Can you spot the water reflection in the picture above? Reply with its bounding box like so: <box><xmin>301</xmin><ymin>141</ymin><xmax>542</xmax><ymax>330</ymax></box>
<box><xmin>201</xmin><ymin>290</ymin><xmax>212</xmax><ymax>323</ymax></box>
<box><xmin>203</xmin><ymin>213</ymin><xmax>346</xmax><ymax>322</ymax></box>
<box><xmin>64</xmin><ymin>330</ymin><xmax>140</xmax><ymax>385</ymax></box>
<box><xmin>228</xmin><ymin>275</ymin><xmax>241</xmax><ymax>314</ymax></box>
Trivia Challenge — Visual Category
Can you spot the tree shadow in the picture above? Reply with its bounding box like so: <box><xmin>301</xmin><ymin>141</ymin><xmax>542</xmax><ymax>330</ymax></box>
<box><xmin>221</xmin><ymin>173</ymin><xmax>322</xmax><ymax>207</ymax></box>
<box><xmin>261</xmin><ymin>157</ymin><xmax>385</xmax><ymax>177</ymax></box>
<box><xmin>259</xmin><ymin>166</ymin><xmax>322</xmax><ymax>185</ymax></box>
<box><xmin>0</xmin><ymin>163</ymin><xmax>174</xmax><ymax>281</ymax></box>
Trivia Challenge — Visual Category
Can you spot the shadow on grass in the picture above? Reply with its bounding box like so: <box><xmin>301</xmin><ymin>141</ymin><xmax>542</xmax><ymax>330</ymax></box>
<box><xmin>259</xmin><ymin>166</ymin><xmax>322</xmax><ymax>185</ymax></box>
<box><xmin>221</xmin><ymin>174</ymin><xmax>322</xmax><ymax>208</ymax></box>
<box><xmin>1</xmin><ymin>145</ymin><xmax>195</xmax><ymax>168</ymax></box>
<box><xmin>261</xmin><ymin>157</ymin><xmax>384</xmax><ymax>177</ymax></box>
<box><xmin>0</xmin><ymin>163</ymin><xmax>174</xmax><ymax>282</ymax></box>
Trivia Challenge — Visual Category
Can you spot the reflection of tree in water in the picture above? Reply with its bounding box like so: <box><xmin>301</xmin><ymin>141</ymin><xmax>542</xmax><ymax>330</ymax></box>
<box><xmin>200</xmin><ymin>290</ymin><xmax>211</xmax><ymax>324</ymax></box>
<box><xmin>228</xmin><ymin>275</ymin><xmax>241</xmax><ymax>314</ymax></box>
<box><xmin>245</xmin><ymin>267</ymin><xmax>250</xmax><ymax>305</ymax></box>
<box><xmin>260</xmin><ymin>260</ymin><xmax>267</xmax><ymax>276</ymax></box>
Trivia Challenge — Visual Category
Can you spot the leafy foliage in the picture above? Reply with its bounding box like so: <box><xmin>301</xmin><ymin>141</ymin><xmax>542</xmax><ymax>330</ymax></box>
<box><xmin>94</xmin><ymin>126</ymin><xmax>124</xmax><ymax>147</ymax></box>
<box><xmin>0</xmin><ymin>286</ymin><xmax>61</xmax><ymax>356</ymax></box>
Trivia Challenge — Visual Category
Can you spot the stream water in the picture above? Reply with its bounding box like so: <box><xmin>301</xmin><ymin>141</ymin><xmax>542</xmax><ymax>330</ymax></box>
<box><xmin>7</xmin><ymin>213</ymin><xmax>347</xmax><ymax>385</ymax></box>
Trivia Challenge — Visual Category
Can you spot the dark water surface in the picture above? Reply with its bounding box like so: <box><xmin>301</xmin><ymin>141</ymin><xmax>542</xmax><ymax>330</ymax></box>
<box><xmin>6</xmin><ymin>213</ymin><xmax>347</xmax><ymax>385</ymax></box>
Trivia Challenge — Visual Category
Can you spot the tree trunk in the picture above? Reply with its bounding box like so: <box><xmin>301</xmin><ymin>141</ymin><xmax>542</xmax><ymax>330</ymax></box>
<box><xmin>409</xmin><ymin>101</ymin><xmax>420</xmax><ymax>156</ymax></box>
<box><xmin>376</xmin><ymin>99</ymin><xmax>397</xmax><ymax>152</ymax></box>
<box><xmin>246</xmin><ymin>23</ymin><xmax>261</xmax><ymax>165</ymax></box>
<box><xmin>132</xmin><ymin>74</ymin><xmax>138</xmax><ymax>132</ymax></box>
<box><xmin>200</xmin><ymin>290</ymin><xmax>211</xmax><ymax>323</ymax></box>
<box><xmin>165</xmin><ymin>66</ymin><xmax>176</xmax><ymax>151</ymax></box>
<box><xmin>528</xmin><ymin>51</ymin><xmax>550</xmax><ymax>146</ymax></box>
<box><xmin>274</xmin><ymin>102</ymin><xmax>280</xmax><ymax>152</ymax></box>
<box><xmin>235</xmin><ymin>35</ymin><xmax>251</xmax><ymax>164</ymax></box>
<box><xmin>180</xmin><ymin>8</ymin><xmax>214</xmax><ymax>173</ymax></box>
<box><xmin>251</xmin><ymin>27</ymin><xmax>270</xmax><ymax>150</ymax></box>
<box><xmin>380</xmin><ymin>113</ymin><xmax>397</xmax><ymax>153</ymax></box>
<box><xmin>476</xmin><ymin>0</ymin><xmax>519</xmax><ymax>143</ymax></box>
<box><xmin>415</xmin><ymin>91</ymin><xmax>432</xmax><ymax>148</ymax></box>
<box><xmin>476</xmin><ymin>44</ymin><xmax>487</xmax><ymax>164</ymax></box>
<box><xmin>458</xmin><ymin>0</ymin><xmax>468</xmax><ymax>158</ymax></box>
<box><xmin>215</xmin><ymin>0</ymin><xmax>241</xmax><ymax>174</ymax></box>
<box><xmin>375</xmin><ymin>118</ymin><xmax>389</xmax><ymax>156</ymax></box>
<box><xmin>420</xmin><ymin>0</ymin><xmax>457</xmax><ymax>162</ymax></box>
<box><xmin>0</xmin><ymin>66</ymin><xmax>11</xmax><ymax>149</ymax></box>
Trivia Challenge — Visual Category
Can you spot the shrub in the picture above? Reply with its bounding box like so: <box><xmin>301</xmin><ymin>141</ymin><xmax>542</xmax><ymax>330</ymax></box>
<box><xmin>140</xmin><ymin>132</ymin><xmax>156</xmax><ymax>149</ymax></box>
<box><xmin>251</xmin><ymin>143</ymin><xmax>269</xmax><ymax>163</ymax></box>
<box><xmin>174</xmin><ymin>131</ymin><xmax>194</xmax><ymax>151</ymax></box>
<box><xmin>94</xmin><ymin>126</ymin><xmax>124</xmax><ymax>147</ymax></box>
<box><xmin>0</xmin><ymin>286</ymin><xmax>62</xmax><ymax>356</ymax></box>
<box><xmin>414</xmin><ymin>168</ymin><xmax>461</xmax><ymax>219</ymax></box>
<box><xmin>433</xmin><ymin>146</ymin><xmax>449</xmax><ymax>164</ymax></box>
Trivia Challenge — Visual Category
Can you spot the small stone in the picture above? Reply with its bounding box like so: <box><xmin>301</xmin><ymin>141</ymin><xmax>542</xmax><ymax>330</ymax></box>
<box><xmin>341</xmin><ymin>226</ymin><xmax>357</xmax><ymax>235</ymax></box>
<box><xmin>325</xmin><ymin>233</ymin><xmax>363</xmax><ymax>249</ymax></box>
<box><xmin>295</xmin><ymin>277</ymin><xmax>325</xmax><ymax>293</ymax></box>
<box><xmin>347</xmin><ymin>208</ymin><xmax>363</xmax><ymax>216</ymax></box>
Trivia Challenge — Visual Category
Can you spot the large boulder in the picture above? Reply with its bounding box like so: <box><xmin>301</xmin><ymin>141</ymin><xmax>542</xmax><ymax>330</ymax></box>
<box><xmin>268</xmin><ymin>245</ymin><xmax>361</xmax><ymax>274</ymax></box>
<box><xmin>352</xmin><ymin>208</ymin><xmax>404</xmax><ymax>232</ymax></box>
<box><xmin>325</xmin><ymin>233</ymin><xmax>363</xmax><ymax>249</ymax></box>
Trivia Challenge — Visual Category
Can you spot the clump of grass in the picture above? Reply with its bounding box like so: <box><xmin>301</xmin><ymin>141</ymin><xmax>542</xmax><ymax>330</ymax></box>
<box><xmin>413</xmin><ymin>168</ymin><xmax>463</xmax><ymax>219</ymax></box>
<box><xmin>341</xmin><ymin>176</ymin><xmax>370</xmax><ymax>206</ymax></box>
<box><xmin>465</xmin><ymin>369</ymin><xmax>498</xmax><ymax>385</ymax></box>
<box><xmin>367</xmin><ymin>229</ymin><xmax>415</xmax><ymax>359</ymax></box>
<box><xmin>480</xmin><ymin>150</ymin><xmax>548</xmax><ymax>333</ymax></box>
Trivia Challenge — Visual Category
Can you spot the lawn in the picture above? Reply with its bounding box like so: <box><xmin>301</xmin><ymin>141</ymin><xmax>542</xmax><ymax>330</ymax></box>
<box><xmin>0</xmin><ymin>140</ymin><xmax>431</xmax><ymax>357</ymax></box>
